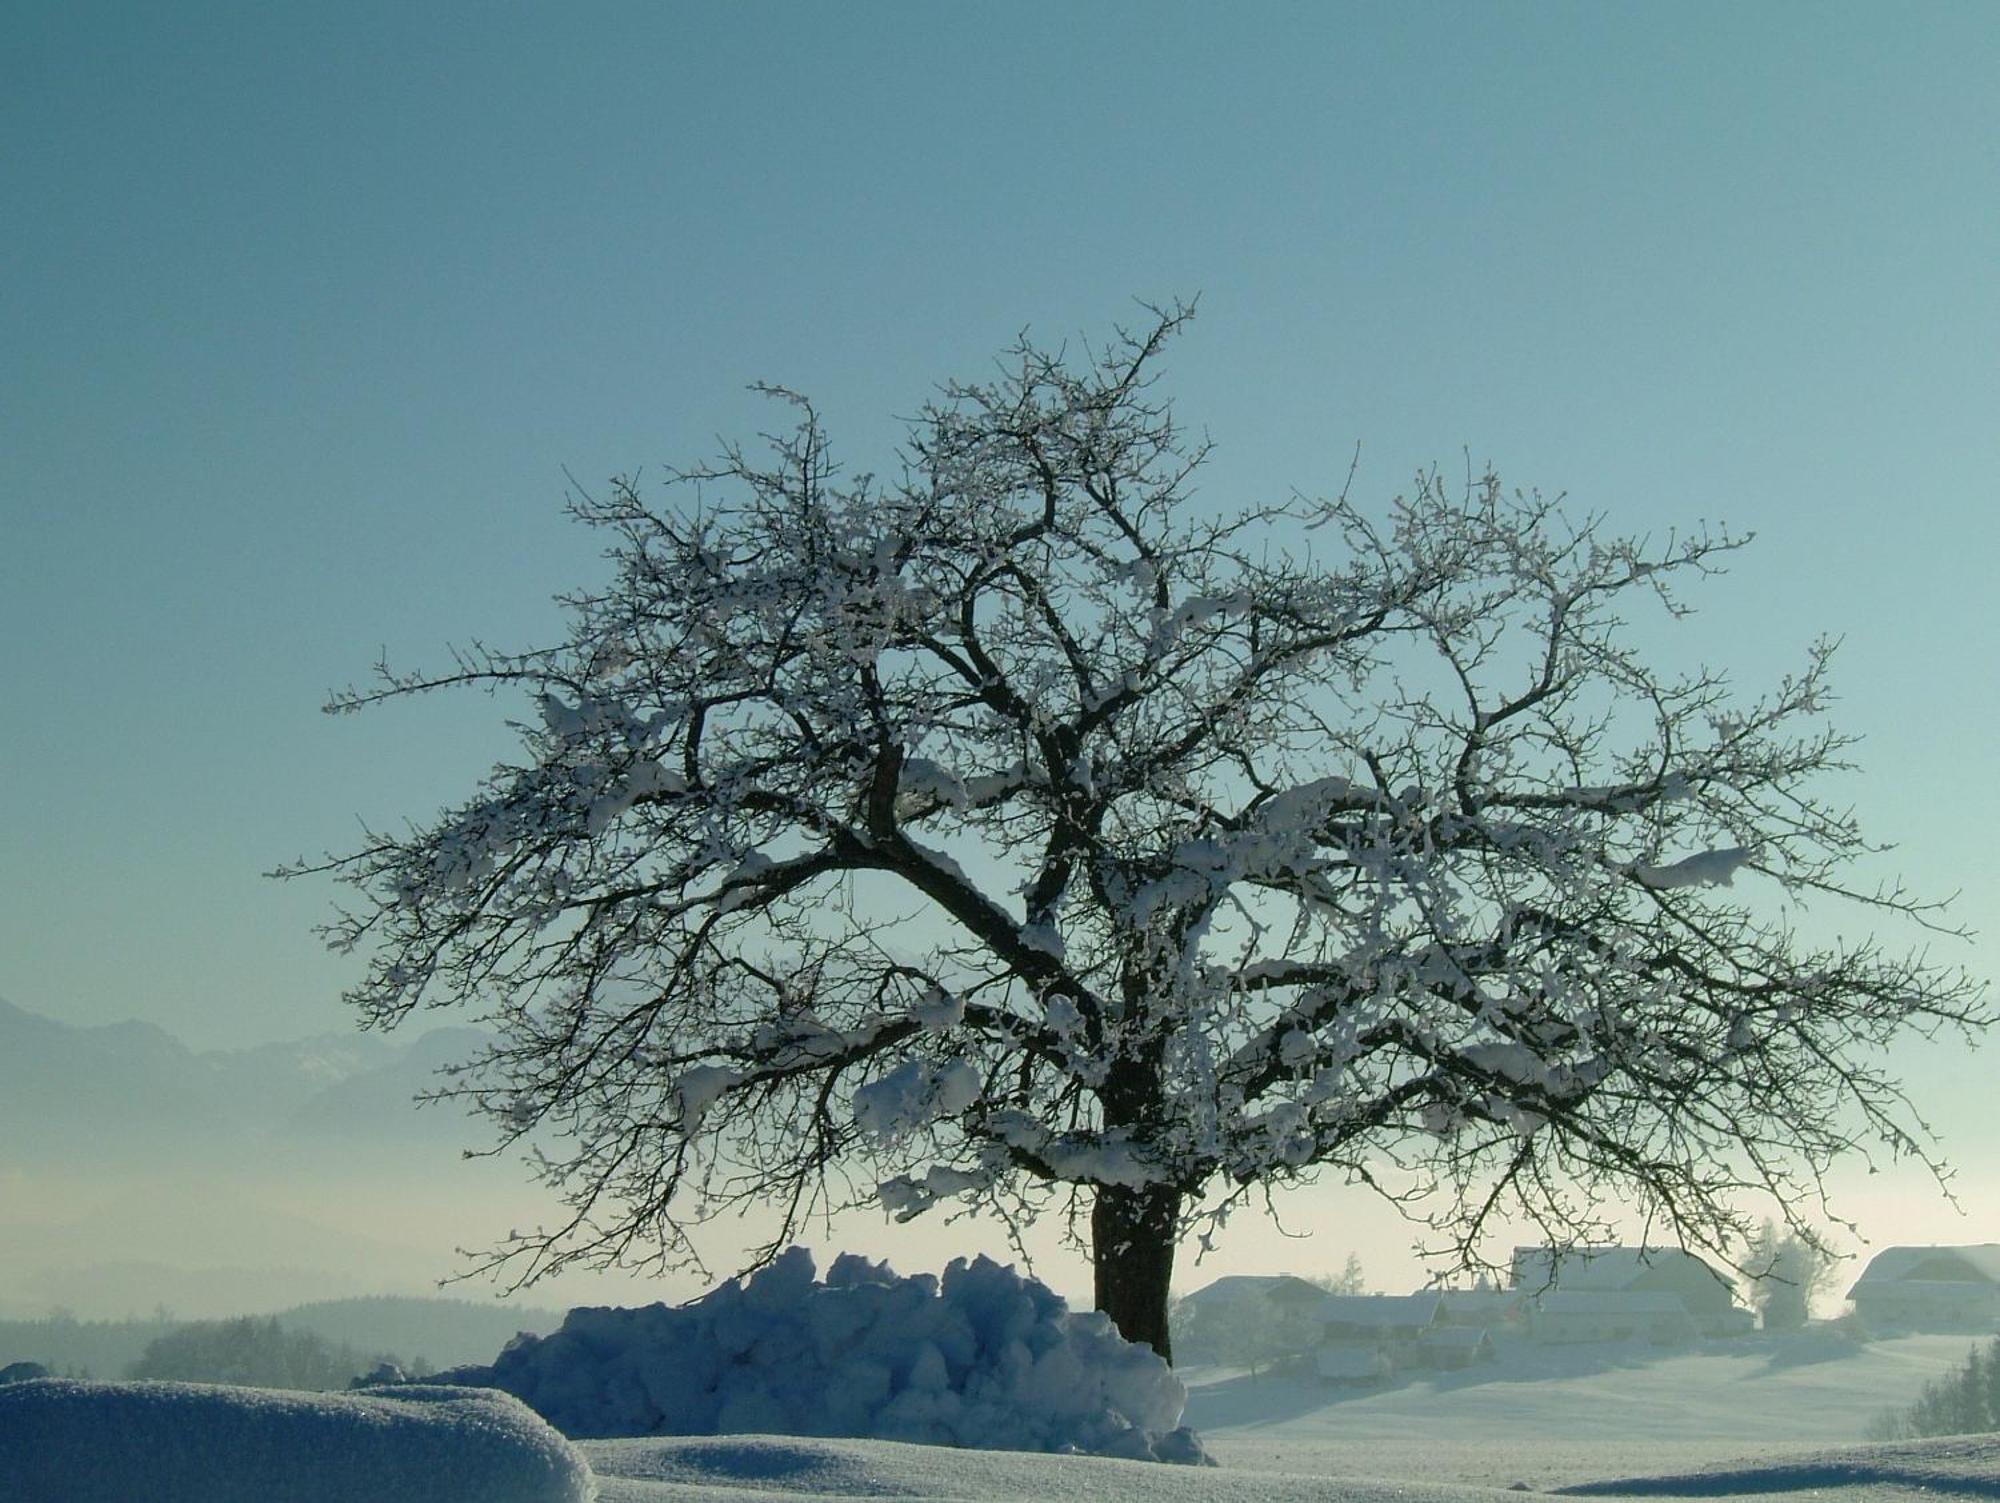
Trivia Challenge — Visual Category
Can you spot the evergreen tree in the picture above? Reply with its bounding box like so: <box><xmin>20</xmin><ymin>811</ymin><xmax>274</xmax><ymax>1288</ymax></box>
<box><xmin>1872</xmin><ymin>1337</ymin><xmax>2000</xmax><ymax>1440</ymax></box>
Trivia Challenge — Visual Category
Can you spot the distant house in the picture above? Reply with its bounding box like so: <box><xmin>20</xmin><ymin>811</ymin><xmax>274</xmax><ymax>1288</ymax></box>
<box><xmin>1435</xmin><ymin>1287</ymin><xmax>1528</xmax><ymax>1331</ymax></box>
<box><xmin>1180</xmin><ymin>1274</ymin><xmax>1329</xmax><ymax>1316</ymax></box>
<box><xmin>1314</xmin><ymin>1292</ymin><xmax>1446</xmax><ymax>1346</ymax></box>
<box><xmin>1528</xmin><ymin>1290</ymin><xmax>1699</xmax><ymax>1346</ymax></box>
<box><xmin>1415</xmin><ymin>1324</ymin><xmax>1497</xmax><ymax>1369</ymax></box>
<box><xmin>1846</xmin><ymin>1246</ymin><xmax>2000</xmax><ymax>1331</ymax></box>
<box><xmin>1175</xmin><ymin>1275</ymin><xmax>1333</xmax><ymax>1367</ymax></box>
<box><xmin>1511</xmin><ymin>1246</ymin><xmax>1747</xmax><ymax>1337</ymax></box>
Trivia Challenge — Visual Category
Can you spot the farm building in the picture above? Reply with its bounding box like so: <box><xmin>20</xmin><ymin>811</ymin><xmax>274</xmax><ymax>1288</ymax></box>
<box><xmin>1179</xmin><ymin>1274</ymin><xmax>1330</xmax><ymax>1315</ymax></box>
<box><xmin>1314</xmin><ymin>1292</ymin><xmax>1446</xmax><ymax>1345</ymax></box>
<box><xmin>1173</xmin><ymin>1274</ymin><xmax>1335</xmax><ymax>1368</ymax></box>
<box><xmin>1528</xmin><ymin>1290</ymin><xmax>1699</xmax><ymax>1346</ymax></box>
<box><xmin>1435</xmin><ymin>1287</ymin><xmax>1528</xmax><ymax>1330</ymax></box>
<box><xmin>1845</xmin><ymin>1246</ymin><xmax>2000</xmax><ymax>1331</ymax></box>
<box><xmin>1415</xmin><ymin>1324</ymin><xmax>1498</xmax><ymax>1369</ymax></box>
<box><xmin>1511</xmin><ymin>1246</ymin><xmax>1747</xmax><ymax>1337</ymax></box>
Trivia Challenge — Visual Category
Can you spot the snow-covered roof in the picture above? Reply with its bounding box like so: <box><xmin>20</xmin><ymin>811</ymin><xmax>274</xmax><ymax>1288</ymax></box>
<box><xmin>1437</xmin><ymin>1289</ymin><xmax>1524</xmax><ymax>1314</ymax></box>
<box><xmin>1847</xmin><ymin>1245</ymin><xmax>2000</xmax><ymax>1296</ymax></box>
<box><xmin>1315</xmin><ymin>1293</ymin><xmax>1445</xmax><ymax>1327</ymax></box>
<box><xmin>1179</xmin><ymin>1274</ymin><xmax>1326</xmax><ymax>1309</ymax></box>
<box><xmin>1511</xmin><ymin>1245</ymin><xmax>1732</xmax><ymax>1296</ymax></box>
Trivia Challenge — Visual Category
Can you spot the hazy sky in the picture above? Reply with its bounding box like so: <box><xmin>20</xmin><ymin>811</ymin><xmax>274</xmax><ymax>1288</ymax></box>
<box><xmin>6</xmin><ymin>3</ymin><xmax>1998</xmax><ymax>1297</ymax></box>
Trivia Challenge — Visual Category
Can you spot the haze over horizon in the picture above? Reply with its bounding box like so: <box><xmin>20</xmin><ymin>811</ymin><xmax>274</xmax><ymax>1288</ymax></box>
<box><xmin>6</xmin><ymin>3</ymin><xmax>1997</xmax><ymax>1316</ymax></box>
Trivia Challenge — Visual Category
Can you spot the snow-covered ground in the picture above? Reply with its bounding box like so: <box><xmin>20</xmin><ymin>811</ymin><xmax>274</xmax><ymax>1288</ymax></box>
<box><xmin>574</xmin><ymin>1332</ymin><xmax>1995</xmax><ymax>1502</ymax></box>
<box><xmin>0</xmin><ymin>1378</ymin><xmax>593</xmax><ymax>1503</ymax></box>
<box><xmin>580</xmin><ymin>1427</ymin><xmax>2000</xmax><ymax>1503</ymax></box>
<box><xmin>1182</xmin><ymin>1331</ymin><xmax>1987</xmax><ymax>1487</ymax></box>
<box><xmin>7</xmin><ymin>1330</ymin><xmax>1994</xmax><ymax>1501</ymax></box>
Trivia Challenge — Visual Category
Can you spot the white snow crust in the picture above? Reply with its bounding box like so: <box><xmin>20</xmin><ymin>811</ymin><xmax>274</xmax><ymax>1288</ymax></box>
<box><xmin>431</xmin><ymin>1247</ymin><xmax>1204</xmax><ymax>1463</ymax></box>
<box><xmin>1634</xmin><ymin>847</ymin><xmax>1757</xmax><ymax>890</ymax></box>
<box><xmin>0</xmin><ymin>1377</ymin><xmax>594</xmax><ymax>1503</ymax></box>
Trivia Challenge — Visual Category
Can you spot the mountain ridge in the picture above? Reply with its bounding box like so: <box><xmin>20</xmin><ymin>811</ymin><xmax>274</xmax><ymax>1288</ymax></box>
<box><xmin>0</xmin><ymin>993</ymin><xmax>493</xmax><ymax>1157</ymax></box>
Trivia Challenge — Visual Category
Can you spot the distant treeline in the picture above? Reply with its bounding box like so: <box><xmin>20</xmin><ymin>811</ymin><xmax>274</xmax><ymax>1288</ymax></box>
<box><xmin>0</xmin><ymin>1311</ymin><xmax>179</xmax><ymax>1381</ymax></box>
<box><xmin>0</xmin><ymin>1295</ymin><xmax>563</xmax><ymax>1385</ymax></box>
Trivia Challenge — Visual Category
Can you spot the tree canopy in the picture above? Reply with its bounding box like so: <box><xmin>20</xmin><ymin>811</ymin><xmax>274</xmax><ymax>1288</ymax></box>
<box><xmin>293</xmin><ymin>304</ymin><xmax>1987</xmax><ymax>1358</ymax></box>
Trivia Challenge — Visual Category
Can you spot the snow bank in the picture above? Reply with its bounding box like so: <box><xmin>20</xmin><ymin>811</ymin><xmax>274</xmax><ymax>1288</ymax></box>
<box><xmin>1557</xmin><ymin>1433</ymin><xmax>2000</xmax><ymax>1497</ymax></box>
<box><xmin>0</xmin><ymin>1378</ymin><xmax>595</xmax><ymax>1503</ymax></box>
<box><xmin>436</xmin><ymin>1247</ymin><xmax>1208</xmax><ymax>1464</ymax></box>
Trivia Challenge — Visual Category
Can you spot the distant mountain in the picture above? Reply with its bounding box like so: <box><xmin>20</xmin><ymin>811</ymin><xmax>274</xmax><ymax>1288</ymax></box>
<box><xmin>276</xmin><ymin>1025</ymin><xmax>494</xmax><ymax>1147</ymax></box>
<box><xmin>0</xmin><ymin>996</ymin><xmax>659</xmax><ymax>1322</ymax></box>
<box><xmin>199</xmin><ymin>1031</ymin><xmax>409</xmax><ymax>1133</ymax></box>
<box><xmin>0</xmin><ymin>996</ymin><xmax>493</xmax><ymax>1165</ymax></box>
<box><xmin>0</xmin><ymin>997</ymin><xmax>236</xmax><ymax>1162</ymax></box>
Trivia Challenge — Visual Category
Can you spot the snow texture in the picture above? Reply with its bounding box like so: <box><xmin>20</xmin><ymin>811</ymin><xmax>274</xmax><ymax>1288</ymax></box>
<box><xmin>0</xmin><ymin>1378</ymin><xmax>595</xmax><ymax>1503</ymax></box>
<box><xmin>1634</xmin><ymin>847</ymin><xmax>1757</xmax><ymax>890</ymax></box>
<box><xmin>567</xmin><ymin>1332</ymin><xmax>2000</xmax><ymax>1501</ymax></box>
<box><xmin>851</xmin><ymin>1059</ymin><xmax>981</xmax><ymax>1142</ymax></box>
<box><xmin>431</xmin><ymin>1247</ymin><xmax>1206</xmax><ymax>1464</ymax></box>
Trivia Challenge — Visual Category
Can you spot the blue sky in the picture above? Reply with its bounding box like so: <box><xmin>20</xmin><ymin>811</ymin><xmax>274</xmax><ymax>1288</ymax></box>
<box><xmin>5</xmin><ymin>2</ymin><xmax>1998</xmax><ymax>1290</ymax></box>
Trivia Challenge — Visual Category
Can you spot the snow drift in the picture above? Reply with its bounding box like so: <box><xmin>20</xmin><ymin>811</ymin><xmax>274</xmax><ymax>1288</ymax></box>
<box><xmin>0</xmin><ymin>1378</ymin><xmax>595</xmax><ymax>1503</ymax></box>
<box><xmin>435</xmin><ymin>1247</ymin><xmax>1208</xmax><ymax>1463</ymax></box>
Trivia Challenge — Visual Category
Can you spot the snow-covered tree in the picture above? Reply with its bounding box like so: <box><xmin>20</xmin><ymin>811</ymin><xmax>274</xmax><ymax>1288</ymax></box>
<box><xmin>1745</xmin><ymin>1219</ymin><xmax>1838</xmax><ymax>1331</ymax></box>
<box><xmin>291</xmin><ymin>304</ymin><xmax>1987</xmax><ymax>1361</ymax></box>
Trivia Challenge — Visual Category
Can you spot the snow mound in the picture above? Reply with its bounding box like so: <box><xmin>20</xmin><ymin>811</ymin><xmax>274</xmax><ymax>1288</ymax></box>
<box><xmin>0</xmin><ymin>1378</ymin><xmax>595</xmax><ymax>1503</ymax></box>
<box><xmin>1557</xmin><ymin>1433</ymin><xmax>2000</xmax><ymax>1497</ymax></box>
<box><xmin>437</xmin><ymin>1247</ymin><xmax>1208</xmax><ymax>1464</ymax></box>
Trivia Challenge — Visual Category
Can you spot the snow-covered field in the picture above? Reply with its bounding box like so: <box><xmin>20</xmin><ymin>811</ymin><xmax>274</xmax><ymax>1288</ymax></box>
<box><xmin>579</xmin><ymin>1426</ymin><xmax>2000</xmax><ymax>1503</ymax></box>
<box><xmin>578</xmin><ymin>1332</ymin><xmax>1998</xmax><ymax>1502</ymax></box>
<box><xmin>8</xmin><ymin>1332</ymin><xmax>1995</xmax><ymax>1501</ymax></box>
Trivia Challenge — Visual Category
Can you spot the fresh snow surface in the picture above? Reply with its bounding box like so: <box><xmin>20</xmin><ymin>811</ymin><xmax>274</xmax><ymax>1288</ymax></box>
<box><xmin>575</xmin><ymin>1429</ymin><xmax>2000</xmax><ymax>1503</ymax></box>
<box><xmin>0</xmin><ymin>1377</ymin><xmax>594</xmax><ymax>1503</ymax></box>
<box><xmin>433</xmin><ymin>1247</ymin><xmax>1202</xmax><ymax>1463</ymax></box>
<box><xmin>574</xmin><ymin>1332</ymin><xmax>2000</xmax><ymax>1502</ymax></box>
<box><xmin>3</xmin><ymin>1330</ymin><xmax>1993</xmax><ymax>1502</ymax></box>
<box><xmin>1633</xmin><ymin>847</ymin><xmax>1757</xmax><ymax>889</ymax></box>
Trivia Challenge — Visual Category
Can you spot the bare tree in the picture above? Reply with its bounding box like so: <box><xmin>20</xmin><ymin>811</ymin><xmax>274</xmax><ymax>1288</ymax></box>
<box><xmin>1314</xmin><ymin>1253</ymin><xmax>1368</xmax><ymax>1297</ymax></box>
<box><xmin>288</xmin><ymin>304</ymin><xmax>1987</xmax><ymax>1361</ymax></box>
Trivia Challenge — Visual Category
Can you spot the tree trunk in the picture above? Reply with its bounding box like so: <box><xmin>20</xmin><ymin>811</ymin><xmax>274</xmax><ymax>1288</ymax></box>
<box><xmin>1091</xmin><ymin>1181</ymin><xmax>1184</xmax><ymax>1363</ymax></box>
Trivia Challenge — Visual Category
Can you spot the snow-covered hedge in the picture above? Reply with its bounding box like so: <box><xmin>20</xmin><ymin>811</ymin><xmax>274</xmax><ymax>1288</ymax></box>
<box><xmin>437</xmin><ymin>1248</ymin><xmax>1209</xmax><ymax>1464</ymax></box>
<box><xmin>0</xmin><ymin>1378</ymin><xmax>594</xmax><ymax>1503</ymax></box>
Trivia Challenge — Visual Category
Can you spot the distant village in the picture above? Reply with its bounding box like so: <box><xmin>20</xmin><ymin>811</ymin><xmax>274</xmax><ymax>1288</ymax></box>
<box><xmin>1175</xmin><ymin>1244</ymin><xmax>2000</xmax><ymax>1384</ymax></box>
